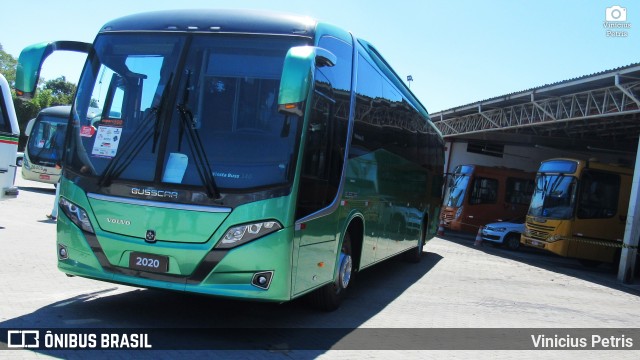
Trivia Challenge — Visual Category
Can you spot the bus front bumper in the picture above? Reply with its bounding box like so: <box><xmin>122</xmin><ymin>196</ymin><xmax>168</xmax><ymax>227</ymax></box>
<box><xmin>56</xmin><ymin>214</ymin><xmax>294</xmax><ymax>302</ymax></box>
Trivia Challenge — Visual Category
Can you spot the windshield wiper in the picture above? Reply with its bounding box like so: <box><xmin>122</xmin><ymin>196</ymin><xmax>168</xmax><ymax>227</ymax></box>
<box><xmin>98</xmin><ymin>74</ymin><xmax>173</xmax><ymax>187</ymax></box>
<box><xmin>176</xmin><ymin>70</ymin><xmax>220</xmax><ymax>199</ymax></box>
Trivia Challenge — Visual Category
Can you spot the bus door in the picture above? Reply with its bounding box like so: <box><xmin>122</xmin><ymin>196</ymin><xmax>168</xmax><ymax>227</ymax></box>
<box><xmin>570</xmin><ymin>170</ymin><xmax>629</xmax><ymax>262</ymax></box>
<box><xmin>292</xmin><ymin>36</ymin><xmax>352</xmax><ymax>296</ymax></box>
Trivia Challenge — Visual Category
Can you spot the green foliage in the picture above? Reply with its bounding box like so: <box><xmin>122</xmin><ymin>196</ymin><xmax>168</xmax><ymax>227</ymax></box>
<box><xmin>0</xmin><ymin>43</ymin><xmax>17</xmax><ymax>85</ymax></box>
<box><xmin>0</xmin><ymin>43</ymin><xmax>77</xmax><ymax>150</ymax></box>
<box><xmin>44</xmin><ymin>76</ymin><xmax>76</xmax><ymax>105</ymax></box>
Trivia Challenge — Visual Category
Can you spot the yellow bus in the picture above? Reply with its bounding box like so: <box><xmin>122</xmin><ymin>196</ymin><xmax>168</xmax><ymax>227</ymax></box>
<box><xmin>522</xmin><ymin>158</ymin><xmax>633</xmax><ymax>266</ymax></box>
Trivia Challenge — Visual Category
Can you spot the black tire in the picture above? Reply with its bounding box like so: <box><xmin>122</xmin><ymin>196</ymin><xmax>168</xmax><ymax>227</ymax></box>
<box><xmin>403</xmin><ymin>226</ymin><xmax>425</xmax><ymax>263</ymax></box>
<box><xmin>309</xmin><ymin>232</ymin><xmax>353</xmax><ymax>311</ymax></box>
<box><xmin>504</xmin><ymin>233</ymin><xmax>520</xmax><ymax>251</ymax></box>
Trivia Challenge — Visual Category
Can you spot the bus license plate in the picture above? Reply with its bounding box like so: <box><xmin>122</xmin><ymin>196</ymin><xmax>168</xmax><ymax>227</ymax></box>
<box><xmin>528</xmin><ymin>240</ymin><xmax>543</xmax><ymax>247</ymax></box>
<box><xmin>39</xmin><ymin>174</ymin><xmax>51</xmax><ymax>181</ymax></box>
<box><xmin>129</xmin><ymin>252</ymin><xmax>169</xmax><ymax>273</ymax></box>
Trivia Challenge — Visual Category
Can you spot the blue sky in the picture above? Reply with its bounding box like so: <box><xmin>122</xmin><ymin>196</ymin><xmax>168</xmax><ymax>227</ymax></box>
<box><xmin>1</xmin><ymin>0</ymin><xmax>638</xmax><ymax>112</ymax></box>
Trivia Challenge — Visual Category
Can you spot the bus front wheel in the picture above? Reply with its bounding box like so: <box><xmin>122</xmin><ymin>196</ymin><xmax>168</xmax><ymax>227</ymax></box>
<box><xmin>309</xmin><ymin>232</ymin><xmax>353</xmax><ymax>311</ymax></box>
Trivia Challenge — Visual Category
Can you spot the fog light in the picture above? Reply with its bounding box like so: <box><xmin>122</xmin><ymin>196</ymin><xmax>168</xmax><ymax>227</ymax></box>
<box><xmin>251</xmin><ymin>271</ymin><xmax>273</xmax><ymax>290</ymax></box>
<box><xmin>58</xmin><ymin>244</ymin><xmax>68</xmax><ymax>260</ymax></box>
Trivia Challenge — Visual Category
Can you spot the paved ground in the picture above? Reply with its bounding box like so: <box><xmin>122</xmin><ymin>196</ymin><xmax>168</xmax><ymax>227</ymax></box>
<box><xmin>1</xmin><ymin>175</ymin><xmax>639</xmax><ymax>359</ymax></box>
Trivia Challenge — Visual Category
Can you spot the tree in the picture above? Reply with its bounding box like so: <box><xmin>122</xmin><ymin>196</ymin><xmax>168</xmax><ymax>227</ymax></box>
<box><xmin>44</xmin><ymin>76</ymin><xmax>77</xmax><ymax>105</ymax></box>
<box><xmin>0</xmin><ymin>43</ymin><xmax>17</xmax><ymax>85</ymax></box>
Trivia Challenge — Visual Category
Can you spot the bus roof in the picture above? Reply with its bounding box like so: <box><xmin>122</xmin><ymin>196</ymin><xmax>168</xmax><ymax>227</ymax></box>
<box><xmin>455</xmin><ymin>164</ymin><xmax>534</xmax><ymax>175</ymax></box>
<box><xmin>540</xmin><ymin>158</ymin><xmax>634</xmax><ymax>175</ymax></box>
<box><xmin>100</xmin><ymin>9</ymin><xmax>317</xmax><ymax>38</ymax></box>
<box><xmin>38</xmin><ymin>105</ymin><xmax>71</xmax><ymax>118</ymax></box>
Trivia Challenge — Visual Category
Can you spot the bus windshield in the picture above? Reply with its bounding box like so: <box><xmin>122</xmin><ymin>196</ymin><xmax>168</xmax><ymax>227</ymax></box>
<box><xmin>27</xmin><ymin>113</ymin><xmax>67</xmax><ymax>167</ymax></box>
<box><xmin>528</xmin><ymin>174</ymin><xmax>577</xmax><ymax>219</ymax></box>
<box><xmin>70</xmin><ymin>33</ymin><xmax>307</xmax><ymax>193</ymax></box>
<box><xmin>443</xmin><ymin>173</ymin><xmax>470</xmax><ymax>207</ymax></box>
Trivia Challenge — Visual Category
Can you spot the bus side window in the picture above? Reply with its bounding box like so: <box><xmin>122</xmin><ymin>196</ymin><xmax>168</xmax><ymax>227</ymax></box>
<box><xmin>470</xmin><ymin>177</ymin><xmax>498</xmax><ymax>205</ymax></box>
<box><xmin>506</xmin><ymin>177</ymin><xmax>535</xmax><ymax>205</ymax></box>
<box><xmin>578</xmin><ymin>171</ymin><xmax>620</xmax><ymax>218</ymax></box>
<box><xmin>0</xmin><ymin>87</ymin><xmax>10</xmax><ymax>133</ymax></box>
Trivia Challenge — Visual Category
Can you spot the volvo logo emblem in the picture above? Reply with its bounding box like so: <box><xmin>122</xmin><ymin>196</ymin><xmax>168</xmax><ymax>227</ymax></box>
<box><xmin>145</xmin><ymin>230</ymin><xmax>156</xmax><ymax>243</ymax></box>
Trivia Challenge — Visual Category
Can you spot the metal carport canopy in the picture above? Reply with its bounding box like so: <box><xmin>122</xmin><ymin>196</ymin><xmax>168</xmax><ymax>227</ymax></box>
<box><xmin>430</xmin><ymin>62</ymin><xmax>640</xmax><ymax>283</ymax></box>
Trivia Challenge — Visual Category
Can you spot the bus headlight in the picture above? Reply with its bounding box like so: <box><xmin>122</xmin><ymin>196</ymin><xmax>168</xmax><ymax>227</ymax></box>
<box><xmin>59</xmin><ymin>197</ymin><xmax>95</xmax><ymax>234</ymax></box>
<box><xmin>216</xmin><ymin>221</ymin><xmax>282</xmax><ymax>249</ymax></box>
<box><xmin>547</xmin><ymin>235</ymin><xmax>561</xmax><ymax>242</ymax></box>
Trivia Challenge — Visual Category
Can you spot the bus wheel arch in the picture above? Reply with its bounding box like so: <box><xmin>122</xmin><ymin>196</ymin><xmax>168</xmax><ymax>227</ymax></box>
<box><xmin>308</xmin><ymin>216</ymin><xmax>363</xmax><ymax>311</ymax></box>
<box><xmin>345</xmin><ymin>216</ymin><xmax>364</xmax><ymax>272</ymax></box>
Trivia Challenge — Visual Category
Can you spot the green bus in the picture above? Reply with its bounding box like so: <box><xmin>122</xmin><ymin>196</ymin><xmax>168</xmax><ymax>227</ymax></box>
<box><xmin>16</xmin><ymin>9</ymin><xmax>444</xmax><ymax>310</ymax></box>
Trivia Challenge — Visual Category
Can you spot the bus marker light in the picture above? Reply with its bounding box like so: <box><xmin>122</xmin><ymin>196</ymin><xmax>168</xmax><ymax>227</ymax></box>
<box><xmin>251</xmin><ymin>271</ymin><xmax>273</xmax><ymax>290</ymax></box>
<box><xmin>317</xmin><ymin>262</ymin><xmax>324</xmax><ymax>268</ymax></box>
<box><xmin>58</xmin><ymin>244</ymin><xmax>68</xmax><ymax>259</ymax></box>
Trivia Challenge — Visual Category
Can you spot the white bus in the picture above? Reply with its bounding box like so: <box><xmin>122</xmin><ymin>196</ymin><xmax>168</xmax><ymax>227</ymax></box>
<box><xmin>22</xmin><ymin>106</ymin><xmax>70</xmax><ymax>185</ymax></box>
<box><xmin>22</xmin><ymin>106</ymin><xmax>100</xmax><ymax>186</ymax></box>
<box><xmin>0</xmin><ymin>73</ymin><xmax>20</xmax><ymax>200</ymax></box>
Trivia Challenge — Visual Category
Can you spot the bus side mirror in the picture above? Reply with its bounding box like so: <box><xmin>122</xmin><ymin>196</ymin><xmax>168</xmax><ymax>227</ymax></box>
<box><xmin>277</xmin><ymin>46</ymin><xmax>336</xmax><ymax>116</ymax></box>
<box><xmin>15</xmin><ymin>41</ymin><xmax>92</xmax><ymax>100</ymax></box>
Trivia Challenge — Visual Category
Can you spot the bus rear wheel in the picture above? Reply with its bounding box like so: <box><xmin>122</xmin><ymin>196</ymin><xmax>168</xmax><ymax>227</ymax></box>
<box><xmin>309</xmin><ymin>232</ymin><xmax>353</xmax><ymax>311</ymax></box>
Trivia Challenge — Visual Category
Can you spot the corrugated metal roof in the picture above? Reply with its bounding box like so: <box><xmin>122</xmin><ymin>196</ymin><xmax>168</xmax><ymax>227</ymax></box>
<box><xmin>432</xmin><ymin>62</ymin><xmax>640</xmax><ymax>117</ymax></box>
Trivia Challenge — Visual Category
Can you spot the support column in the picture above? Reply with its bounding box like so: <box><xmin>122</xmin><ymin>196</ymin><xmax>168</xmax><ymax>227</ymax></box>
<box><xmin>618</xmin><ymin>137</ymin><xmax>640</xmax><ymax>283</ymax></box>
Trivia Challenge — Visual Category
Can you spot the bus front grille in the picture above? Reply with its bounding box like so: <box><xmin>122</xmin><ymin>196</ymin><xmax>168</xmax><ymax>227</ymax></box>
<box><xmin>526</xmin><ymin>222</ymin><xmax>555</xmax><ymax>241</ymax></box>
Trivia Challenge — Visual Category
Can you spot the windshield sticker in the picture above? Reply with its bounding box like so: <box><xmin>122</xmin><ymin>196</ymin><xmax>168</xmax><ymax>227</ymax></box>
<box><xmin>100</xmin><ymin>118</ymin><xmax>124</xmax><ymax>127</ymax></box>
<box><xmin>80</xmin><ymin>125</ymin><xmax>96</xmax><ymax>137</ymax></box>
<box><xmin>213</xmin><ymin>171</ymin><xmax>254</xmax><ymax>180</ymax></box>
<box><xmin>92</xmin><ymin>126</ymin><xmax>122</xmax><ymax>158</ymax></box>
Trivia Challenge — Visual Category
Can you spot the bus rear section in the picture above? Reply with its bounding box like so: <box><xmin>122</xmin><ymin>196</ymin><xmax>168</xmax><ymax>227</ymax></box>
<box><xmin>440</xmin><ymin>164</ymin><xmax>535</xmax><ymax>233</ymax></box>
<box><xmin>522</xmin><ymin>158</ymin><xmax>633</xmax><ymax>265</ymax></box>
<box><xmin>0</xmin><ymin>73</ymin><xmax>19</xmax><ymax>200</ymax></box>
